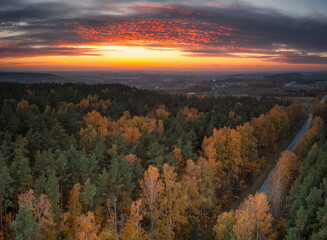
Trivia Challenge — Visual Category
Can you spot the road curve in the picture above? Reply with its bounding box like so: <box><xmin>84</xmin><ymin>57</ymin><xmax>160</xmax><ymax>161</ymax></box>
<box><xmin>258</xmin><ymin>95</ymin><xmax>327</xmax><ymax>195</ymax></box>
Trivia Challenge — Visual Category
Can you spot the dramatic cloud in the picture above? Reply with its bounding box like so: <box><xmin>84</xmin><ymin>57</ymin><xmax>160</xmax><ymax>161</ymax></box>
<box><xmin>0</xmin><ymin>0</ymin><xmax>327</xmax><ymax>65</ymax></box>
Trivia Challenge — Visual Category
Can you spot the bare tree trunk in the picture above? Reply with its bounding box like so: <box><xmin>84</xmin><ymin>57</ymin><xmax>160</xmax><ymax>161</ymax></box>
<box><xmin>114</xmin><ymin>201</ymin><xmax>118</xmax><ymax>240</ymax></box>
<box><xmin>4</xmin><ymin>205</ymin><xmax>7</xmax><ymax>240</ymax></box>
<box><xmin>0</xmin><ymin>202</ymin><xmax>3</xmax><ymax>234</ymax></box>
<box><xmin>169</xmin><ymin>200</ymin><xmax>172</xmax><ymax>240</ymax></box>
<box><xmin>60</xmin><ymin>180</ymin><xmax>64</xmax><ymax>212</ymax></box>
<box><xmin>200</xmin><ymin>203</ymin><xmax>204</xmax><ymax>224</ymax></box>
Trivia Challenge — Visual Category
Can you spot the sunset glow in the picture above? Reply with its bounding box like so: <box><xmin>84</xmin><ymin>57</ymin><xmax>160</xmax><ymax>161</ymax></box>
<box><xmin>1</xmin><ymin>1</ymin><xmax>327</xmax><ymax>71</ymax></box>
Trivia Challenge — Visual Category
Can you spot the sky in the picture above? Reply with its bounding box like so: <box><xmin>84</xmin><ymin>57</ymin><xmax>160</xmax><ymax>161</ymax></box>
<box><xmin>0</xmin><ymin>0</ymin><xmax>327</xmax><ymax>71</ymax></box>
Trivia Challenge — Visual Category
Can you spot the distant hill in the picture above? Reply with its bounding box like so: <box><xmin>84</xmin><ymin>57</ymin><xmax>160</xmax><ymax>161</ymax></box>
<box><xmin>0</xmin><ymin>72</ymin><xmax>67</xmax><ymax>83</ymax></box>
<box><xmin>263</xmin><ymin>73</ymin><xmax>304</xmax><ymax>84</ymax></box>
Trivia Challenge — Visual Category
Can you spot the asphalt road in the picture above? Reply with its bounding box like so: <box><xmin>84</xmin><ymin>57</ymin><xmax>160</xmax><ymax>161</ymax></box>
<box><xmin>258</xmin><ymin>95</ymin><xmax>327</xmax><ymax>195</ymax></box>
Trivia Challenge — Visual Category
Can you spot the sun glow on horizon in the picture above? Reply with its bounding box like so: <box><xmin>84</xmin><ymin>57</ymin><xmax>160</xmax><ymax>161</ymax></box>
<box><xmin>1</xmin><ymin>45</ymin><xmax>327</xmax><ymax>71</ymax></box>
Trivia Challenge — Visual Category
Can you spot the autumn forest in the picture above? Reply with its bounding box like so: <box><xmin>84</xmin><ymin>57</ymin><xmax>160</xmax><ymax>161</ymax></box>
<box><xmin>0</xmin><ymin>83</ymin><xmax>326</xmax><ymax>239</ymax></box>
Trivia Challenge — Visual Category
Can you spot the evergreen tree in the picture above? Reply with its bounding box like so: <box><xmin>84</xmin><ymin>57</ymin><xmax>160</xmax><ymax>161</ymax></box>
<box><xmin>81</xmin><ymin>178</ymin><xmax>97</xmax><ymax>211</ymax></box>
<box><xmin>10</xmin><ymin>136</ymin><xmax>33</xmax><ymax>195</ymax></box>
<box><xmin>0</xmin><ymin>153</ymin><xmax>13</xmax><ymax>236</ymax></box>
<box><xmin>10</xmin><ymin>205</ymin><xmax>43</xmax><ymax>240</ymax></box>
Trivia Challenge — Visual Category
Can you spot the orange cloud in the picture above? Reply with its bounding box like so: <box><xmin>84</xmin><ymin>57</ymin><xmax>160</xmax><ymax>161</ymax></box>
<box><xmin>74</xmin><ymin>19</ymin><xmax>237</xmax><ymax>51</ymax></box>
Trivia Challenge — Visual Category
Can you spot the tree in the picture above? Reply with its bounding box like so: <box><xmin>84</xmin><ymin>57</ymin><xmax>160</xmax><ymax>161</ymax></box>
<box><xmin>54</xmin><ymin>151</ymin><xmax>69</xmax><ymax>212</ymax></box>
<box><xmin>33</xmin><ymin>150</ymin><xmax>55</xmax><ymax>178</ymax></box>
<box><xmin>286</xmin><ymin>101</ymin><xmax>306</xmax><ymax>127</ymax></box>
<box><xmin>236</xmin><ymin>123</ymin><xmax>259</xmax><ymax>179</ymax></box>
<box><xmin>18</xmin><ymin>190</ymin><xmax>55</xmax><ymax>237</ymax></box>
<box><xmin>172</xmin><ymin>147</ymin><xmax>184</xmax><ymax>171</ymax></box>
<box><xmin>233</xmin><ymin>201</ymin><xmax>255</xmax><ymax>240</ymax></box>
<box><xmin>162</xmin><ymin>163</ymin><xmax>187</xmax><ymax>240</ymax></box>
<box><xmin>46</xmin><ymin>170</ymin><xmax>60</xmax><ymax>210</ymax></box>
<box><xmin>75</xmin><ymin>211</ymin><xmax>99</xmax><ymax>240</ymax></box>
<box><xmin>35</xmin><ymin>170</ymin><xmax>60</xmax><ymax>210</ymax></box>
<box><xmin>294</xmin><ymin>126</ymin><xmax>319</xmax><ymax>159</ymax></box>
<box><xmin>34</xmin><ymin>194</ymin><xmax>55</xmax><ymax>238</ymax></box>
<box><xmin>202</xmin><ymin>127</ymin><xmax>242</xmax><ymax>189</ymax></box>
<box><xmin>198</xmin><ymin>157</ymin><xmax>216</xmax><ymax>223</ymax></box>
<box><xmin>18</xmin><ymin>189</ymin><xmax>35</xmax><ymax>212</ymax></box>
<box><xmin>269</xmin><ymin>151</ymin><xmax>300</xmax><ymax>226</ymax></box>
<box><xmin>0</xmin><ymin>153</ymin><xmax>13</xmax><ymax>237</ymax></box>
<box><xmin>10</xmin><ymin>136</ymin><xmax>33</xmax><ymax>195</ymax></box>
<box><xmin>140</xmin><ymin>165</ymin><xmax>164</xmax><ymax>239</ymax></box>
<box><xmin>182</xmin><ymin>160</ymin><xmax>201</xmax><ymax>216</ymax></box>
<box><xmin>121</xmin><ymin>199</ymin><xmax>146</xmax><ymax>240</ymax></box>
<box><xmin>67</xmin><ymin>183</ymin><xmax>82</xmax><ymax>237</ymax></box>
<box><xmin>108</xmin><ymin>155</ymin><xmax>135</xmax><ymax>211</ymax></box>
<box><xmin>311</xmin><ymin>116</ymin><xmax>324</xmax><ymax>128</ymax></box>
<box><xmin>267</xmin><ymin>105</ymin><xmax>289</xmax><ymax>140</ymax></box>
<box><xmin>233</xmin><ymin>192</ymin><xmax>274</xmax><ymax>240</ymax></box>
<box><xmin>10</xmin><ymin>205</ymin><xmax>43</xmax><ymax>240</ymax></box>
<box><xmin>82</xmin><ymin>178</ymin><xmax>97</xmax><ymax>211</ymax></box>
<box><xmin>213</xmin><ymin>210</ymin><xmax>235</xmax><ymax>240</ymax></box>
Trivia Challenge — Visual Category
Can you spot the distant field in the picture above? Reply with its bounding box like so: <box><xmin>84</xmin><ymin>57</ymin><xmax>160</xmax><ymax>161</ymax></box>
<box><xmin>230</xmin><ymin>94</ymin><xmax>316</xmax><ymax>112</ymax></box>
<box><xmin>283</xmin><ymin>97</ymin><xmax>316</xmax><ymax>112</ymax></box>
<box><xmin>199</xmin><ymin>92</ymin><xmax>316</xmax><ymax>113</ymax></box>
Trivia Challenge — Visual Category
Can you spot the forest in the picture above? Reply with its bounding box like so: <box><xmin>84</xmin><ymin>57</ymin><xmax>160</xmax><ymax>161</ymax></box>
<box><xmin>212</xmin><ymin>99</ymin><xmax>326</xmax><ymax>239</ymax></box>
<box><xmin>285</xmin><ymin>105</ymin><xmax>327</xmax><ymax>239</ymax></box>
<box><xmin>0</xmin><ymin>83</ymin><xmax>308</xmax><ymax>239</ymax></box>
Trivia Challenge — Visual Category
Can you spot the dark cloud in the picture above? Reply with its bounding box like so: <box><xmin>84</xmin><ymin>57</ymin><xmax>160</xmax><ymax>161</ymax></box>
<box><xmin>271</xmin><ymin>52</ymin><xmax>327</xmax><ymax>64</ymax></box>
<box><xmin>0</xmin><ymin>1</ymin><xmax>326</xmax><ymax>64</ymax></box>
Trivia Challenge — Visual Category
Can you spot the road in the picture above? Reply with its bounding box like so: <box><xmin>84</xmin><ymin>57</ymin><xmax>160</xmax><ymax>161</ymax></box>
<box><xmin>258</xmin><ymin>95</ymin><xmax>327</xmax><ymax>195</ymax></box>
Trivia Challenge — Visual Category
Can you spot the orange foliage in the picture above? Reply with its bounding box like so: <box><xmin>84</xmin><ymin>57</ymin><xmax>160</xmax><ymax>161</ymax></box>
<box><xmin>158</xmin><ymin>119</ymin><xmax>164</xmax><ymax>133</ymax></box>
<box><xmin>267</xmin><ymin>105</ymin><xmax>289</xmax><ymax>140</ymax></box>
<box><xmin>182</xmin><ymin>160</ymin><xmax>201</xmax><ymax>215</ymax></box>
<box><xmin>236</xmin><ymin>123</ymin><xmax>260</xmax><ymax>178</ymax></box>
<box><xmin>162</xmin><ymin>164</ymin><xmax>187</xmax><ymax>238</ymax></box>
<box><xmin>121</xmin><ymin>199</ymin><xmax>146</xmax><ymax>240</ymax></box>
<box><xmin>80</xmin><ymin>110</ymin><xmax>109</xmax><ymax>143</ymax></box>
<box><xmin>16</xmin><ymin>99</ymin><xmax>30</xmax><ymax>113</ymax></box>
<box><xmin>79</xmin><ymin>95</ymin><xmax>111</xmax><ymax>112</ymax></box>
<box><xmin>233</xmin><ymin>192</ymin><xmax>274</xmax><ymax>240</ymax></box>
<box><xmin>294</xmin><ymin>126</ymin><xmax>319</xmax><ymax>158</ymax></box>
<box><xmin>311</xmin><ymin>116</ymin><xmax>324</xmax><ymax>128</ymax></box>
<box><xmin>140</xmin><ymin>166</ymin><xmax>164</xmax><ymax>238</ymax></box>
<box><xmin>80</xmin><ymin>98</ymin><xmax>90</xmax><ymax>109</ymax></box>
<box><xmin>109</xmin><ymin>112</ymin><xmax>160</xmax><ymax>146</ymax></box>
<box><xmin>18</xmin><ymin>189</ymin><xmax>35</xmax><ymax>211</ymax></box>
<box><xmin>314</xmin><ymin>102</ymin><xmax>326</xmax><ymax>116</ymax></box>
<box><xmin>286</xmin><ymin>101</ymin><xmax>306</xmax><ymax>126</ymax></box>
<box><xmin>125</xmin><ymin>154</ymin><xmax>139</xmax><ymax>164</ymax></box>
<box><xmin>156</xmin><ymin>105</ymin><xmax>170</xmax><ymax>119</ymax></box>
<box><xmin>251</xmin><ymin>113</ymin><xmax>276</xmax><ymax>153</ymax></box>
<box><xmin>181</xmin><ymin>106</ymin><xmax>203</xmax><ymax>120</ymax></box>
<box><xmin>173</xmin><ymin>147</ymin><xmax>184</xmax><ymax>170</ymax></box>
<box><xmin>75</xmin><ymin>212</ymin><xmax>99</xmax><ymax>240</ymax></box>
<box><xmin>18</xmin><ymin>191</ymin><xmax>55</xmax><ymax>237</ymax></box>
<box><xmin>269</xmin><ymin>151</ymin><xmax>300</xmax><ymax>222</ymax></box>
<box><xmin>202</xmin><ymin>127</ymin><xmax>242</xmax><ymax>187</ymax></box>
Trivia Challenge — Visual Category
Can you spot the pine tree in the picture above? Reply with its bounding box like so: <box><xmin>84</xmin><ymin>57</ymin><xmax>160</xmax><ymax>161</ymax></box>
<box><xmin>10</xmin><ymin>136</ymin><xmax>33</xmax><ymax>195</ymax></box>
<box><xmin>46</xmin><ymin>171</ymin><xmax>60</xmax><ymax>210</ymax></box>
<box><xmin>82</xmin><ymin>178</ymin><xmax>97</xmax><ymax>211</ymax></box>
<box><xmin>54</xmin><ymin>151</ymin><xmax>69</xmax><ymax>212</ymax></box>
<box><xmin>10</xmin><ymin>205</ymin><xmax>43</xmax><ymax>240</ymax></box>
<box><xmin>0</xmin><ymin>153</ymin><xmax>13</xmax><ymax>237</ymax></box>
